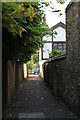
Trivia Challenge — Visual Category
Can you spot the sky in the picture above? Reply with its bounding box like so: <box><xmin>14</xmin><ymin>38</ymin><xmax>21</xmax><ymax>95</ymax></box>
<box><xmin>42</xmin><ymin>0</ymin><xmax>71</xmax><ymax>28</ymax></box>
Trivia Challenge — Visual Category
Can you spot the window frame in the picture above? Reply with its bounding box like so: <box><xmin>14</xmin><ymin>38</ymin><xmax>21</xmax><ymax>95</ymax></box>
<box><xmin>41</xmin><ymin>41</ymin><xmax>66</xmax><ymax>60</ymax></box>
<box><xmin>53</xmin><ymin>41</ymin><xmax>66</xmax><ymax>51</ymax></box>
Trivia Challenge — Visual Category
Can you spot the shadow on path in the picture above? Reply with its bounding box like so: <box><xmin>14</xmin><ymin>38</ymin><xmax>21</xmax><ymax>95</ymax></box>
<box><xmin>4</xmin><ymin>77</ymin><xmax>77</xmax><ymax>119</ymax></box>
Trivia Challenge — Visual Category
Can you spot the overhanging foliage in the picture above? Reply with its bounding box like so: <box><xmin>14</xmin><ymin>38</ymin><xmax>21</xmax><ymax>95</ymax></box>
<box><xmin>2</xmin><ymin>1</ymin><xmax>61</xmax><ymax>63</ymax></box>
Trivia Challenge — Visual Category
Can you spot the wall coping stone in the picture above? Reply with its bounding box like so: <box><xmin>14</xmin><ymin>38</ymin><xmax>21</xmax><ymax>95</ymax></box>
<box><xmin>49</xmin><ymin>53</ymin><xmax>66</xmax><ymax>62</ymax></box>
<box><xmin>43</xmin><ymin>53</ymin><xmax>66</xmax><ymax>64</ymax></box>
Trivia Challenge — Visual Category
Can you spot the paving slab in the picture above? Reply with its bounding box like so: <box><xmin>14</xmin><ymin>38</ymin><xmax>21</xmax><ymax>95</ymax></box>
<box><xmin>3</xmin><ymin>76</ymin><xmax>77</xmax><ymax>119</ymax></box>
<box><xmin>19</xmin><ymin>112</ymin><xmax>45</xmax><ymax>118</ymax></box>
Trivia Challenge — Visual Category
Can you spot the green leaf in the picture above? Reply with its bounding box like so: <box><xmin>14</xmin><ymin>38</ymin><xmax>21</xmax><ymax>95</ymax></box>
<box><xmin>52</xmin><ymin>10</ymin><xmax>61</xmax><ymax>12</ymax></box>
<box><xmin>56</xmin><ymin>0</ymin><xmax>60</xmax><ymax>3</ymax></box>
<box><xmin>60</xmin><ymin>13</ymin><xmax>63</xmax><ymax>16</ymax></box>
<box><xmin>56</xmin><ymin>0</ymin><xmax>65</xmax><ymax>4</ymax></box>
<box><xmin>54</xmin><ymin>31</ymin><xmax>57</xmax><ymax>35</ymax></box>
<box><xmin>69</xmin><ymin>17</ymin><xmax>74</xmax><ymax>21</ymax></box>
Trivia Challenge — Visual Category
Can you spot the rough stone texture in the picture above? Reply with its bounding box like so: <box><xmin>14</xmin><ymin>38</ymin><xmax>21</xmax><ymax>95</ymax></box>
<box><xmin>43</xmin><ymin>56</ymin><xmax>80</xmax><ymax>116</ymax></box>
<box><xmin>66</xmin><ymin>2</ymin><xmax>80</xmax><ymax>59</ymax></box>
<box><xmin>43</xmin><ymin>2</ymin><xmax>80</xmax><ymax>116</ymax></box>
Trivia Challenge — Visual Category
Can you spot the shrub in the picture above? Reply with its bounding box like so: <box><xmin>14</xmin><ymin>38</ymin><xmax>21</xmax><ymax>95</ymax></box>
<box><xmin>49</xmin><ymin>49</ymin><xmax>66</xmax><ymax>58</ymax></box>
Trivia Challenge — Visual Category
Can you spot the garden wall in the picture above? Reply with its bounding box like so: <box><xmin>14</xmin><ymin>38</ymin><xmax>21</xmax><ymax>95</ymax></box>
<box><xmin>43</xmin><ymin>54</ymin><xmax>80</xmax><ymax>115</ymax></box>
<box><xmin>43</xmin><ymin>2</ymin><xmax>80</xmax><ymax>116</ymax></box>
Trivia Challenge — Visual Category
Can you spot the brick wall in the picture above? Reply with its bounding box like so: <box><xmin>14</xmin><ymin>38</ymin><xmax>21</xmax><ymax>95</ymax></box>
<box><xmin>43</xmin><ymin>2</ymin><xmax>80</xmax><ymax>116</ymax></box>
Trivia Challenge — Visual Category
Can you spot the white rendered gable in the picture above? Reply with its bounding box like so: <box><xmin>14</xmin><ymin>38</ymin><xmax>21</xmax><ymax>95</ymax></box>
<box><xmin>53</xmin><ymin>27</ymin><xmax>66</xmax><ymax>42</ymax></box>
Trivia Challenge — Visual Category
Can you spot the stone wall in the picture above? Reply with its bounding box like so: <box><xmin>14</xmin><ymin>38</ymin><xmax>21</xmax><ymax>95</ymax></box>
<box><xmin>66</xmin><ymin>2</ymin><xmax>80</xmax><ymax>59</ymax></box>
<box><xmin>43</xmin><ymin>2</ymin><xmax>80</xmax><ymax>116</ymax></box>
<box><xmin>43</xmin><ymin>54</ymin><xmax>80</xmax><ymax>116</ymax></box>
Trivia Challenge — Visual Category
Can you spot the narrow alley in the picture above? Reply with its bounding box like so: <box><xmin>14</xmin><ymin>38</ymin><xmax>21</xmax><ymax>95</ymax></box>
<box><xmin>2</xmin><ymin>2</ymin><xmax>80</xmax><ymax>120</ymax></box>
<box><xmin>4</xmin><ymin>75</ymin><xmax>77</xmax><ymax>119</ymax></box>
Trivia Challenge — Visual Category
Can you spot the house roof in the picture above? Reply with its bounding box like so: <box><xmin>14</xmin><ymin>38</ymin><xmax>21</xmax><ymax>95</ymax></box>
<box><xmin>51</xmin><ymin>22</ymin><xmax>66</xmax><ymax>30</ymax></box>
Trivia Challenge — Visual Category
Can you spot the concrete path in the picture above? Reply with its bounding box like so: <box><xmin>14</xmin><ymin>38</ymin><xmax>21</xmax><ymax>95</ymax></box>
<box><xmin>4</xmin><ymin>76</ymin><xmax>77</xmax><ymax>119</ymax></box>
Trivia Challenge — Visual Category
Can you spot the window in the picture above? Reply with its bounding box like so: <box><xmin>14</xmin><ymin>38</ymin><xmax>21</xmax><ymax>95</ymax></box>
<box><xmin>53</xmin><ymin>42</ymin><xmax>66</xmax><ymax>51</ymax></box>
<box><xmin>63</xmin><ymin>43</ymin><xmax>66</xmax><ymax>50</ymax></box>
<box><xmin>43</xmin><ymin>43</ymin><xmax>52</xmax><ymax>59</ymax></box>
<box><xmin>58</xmin><ymin>43</ymin><xmax>63</xmax><ymax>51</ymax></box>
<box><xmin>53</xmin><ymin>43</ymin><xmax>57</xmax><ymax>49</ymax></box>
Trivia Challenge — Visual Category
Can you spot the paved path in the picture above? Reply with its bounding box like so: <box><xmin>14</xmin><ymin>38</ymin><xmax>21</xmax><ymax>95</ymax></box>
<box><xmin>4</xmin><ymin>76</ymin><xmax>77</xmax><ymax>119</ymax></box>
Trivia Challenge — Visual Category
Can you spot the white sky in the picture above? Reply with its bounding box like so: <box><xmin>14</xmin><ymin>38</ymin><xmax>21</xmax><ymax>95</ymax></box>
<box><xmin>42</xmin><ymin>0</ymin><xmax>71</xmax><ymax>28</ymax></box>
